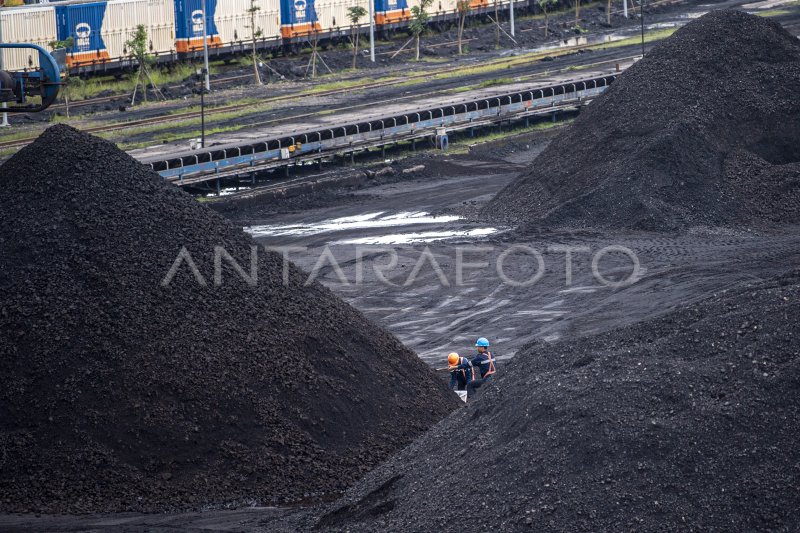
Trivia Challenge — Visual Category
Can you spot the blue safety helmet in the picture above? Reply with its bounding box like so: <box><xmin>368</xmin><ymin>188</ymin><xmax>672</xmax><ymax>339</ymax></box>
<box><xmin>475</xmin><ymin>337</ymin><xmax>490</xmax><ymax>347</ymax></box>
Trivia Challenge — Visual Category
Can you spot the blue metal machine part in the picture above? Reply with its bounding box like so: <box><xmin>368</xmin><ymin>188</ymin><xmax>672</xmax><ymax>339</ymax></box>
<box><xmin>0</xmin><ymin>44</ymin><xmax>62</xmax><ymax>113</ymax></box>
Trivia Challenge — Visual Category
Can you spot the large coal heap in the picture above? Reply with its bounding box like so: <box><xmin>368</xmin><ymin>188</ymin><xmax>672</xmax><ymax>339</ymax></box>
<box><xmin>313</xmin><ymin>271</ymin><xmax>800</xmax><ymax>532</ymax></box>
<box><xmin>0</xmin><ymin>125</ymin><xmax>458</xmax><ymax>514</ymax></box>
<box><xmin>485</xmin><ymin>10</ymin><xmax>800</xmax><ymax>231</ymax></box>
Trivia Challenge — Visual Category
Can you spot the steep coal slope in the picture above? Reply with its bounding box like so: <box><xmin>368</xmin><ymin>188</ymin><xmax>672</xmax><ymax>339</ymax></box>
<box><xmin>0</xmin><ymin>125</ymin><xmax>459</xmax><ymax>514</ymax></box>
<box><xmin>485</xmin><ymin>10</ymin><xmax>800</xmax><ymax>231</ymax></box>
<box><xmin>313</xmin><ymin>271</ymin><xmax>800</xmax><ymax>532</ymax></box>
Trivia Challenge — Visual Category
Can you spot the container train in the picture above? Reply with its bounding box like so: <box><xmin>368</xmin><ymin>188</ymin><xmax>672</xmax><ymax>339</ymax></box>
<box><xmin>0</xmin><ymin>0</ymin><xmax>523</xmax><ymax>73</ymax></box>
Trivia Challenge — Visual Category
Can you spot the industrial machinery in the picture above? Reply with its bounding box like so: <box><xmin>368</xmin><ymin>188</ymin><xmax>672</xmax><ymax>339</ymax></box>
<box><xmin>0</xmin><ymin>44</ymin><xmax>61</xmax><ymax>113</ymax></box>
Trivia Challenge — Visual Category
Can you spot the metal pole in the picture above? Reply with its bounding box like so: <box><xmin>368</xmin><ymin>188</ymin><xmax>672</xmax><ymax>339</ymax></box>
<box><xmin>624</xmin><ymin>0</ymin><xmax>628</xmax><ymax>18</ymax></box>
<box><xmin>640</xmin><ymin>0</ymin><xmax>645</xmax><ymax>56</ymax></box>
<box><xmin>199</xmin><ymin>69</ymin><xmax>206</xmax><ymax>148</ymax></box>
<box><xmin>368</xmin><ymin>0</ymin><xmax>375</xmax><ymax>62</ymax></box>
<box><xmin>509</xmin><ymin>0</ymin><xmax>515</xmax><ymax>37</ymax></box>
<box><xmin>0</xmin><ymin>39</ymin><xmax>8</xmax><ymax>127</ymax></box>
<box><xmin>201</xmin><ymin>0</ymin><xmax>211</xmax><ymax>91</ymax></box>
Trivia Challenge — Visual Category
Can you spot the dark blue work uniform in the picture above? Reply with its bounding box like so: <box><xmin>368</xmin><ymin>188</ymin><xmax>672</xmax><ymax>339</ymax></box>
<box><xmin>466</xmin><ymin>350</ymin><xmax>496</xmax><ymax>397</ymax></box>
<box><xmin>449</xmin><ymin>356</ymin><xmax>475</xmax><ymax>391</ymax></box>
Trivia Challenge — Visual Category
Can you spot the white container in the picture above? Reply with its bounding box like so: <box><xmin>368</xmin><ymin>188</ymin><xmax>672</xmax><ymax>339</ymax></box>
<box><xmin>146</xmin><ymin>0</ymin><xmax>177</xmax><ymax>57</ymax></box>
<box><xmin>431</xmin><ymin>0</ymin><xmax>456</xmax><ymax>17</ymax></box>
<box><xmin>99</xmin><ymin>0</ymin><xmax>175</xmax><ymax>63</ymax></box>
<box><xmin>0</xmin><ymin>5</ymin><xmax>57</xmax><ymax>72</ymax></box>
<box><xmin>101</xmin><ymin>0</ymin><xmax>154</xmax><ymax>63</ymax></box>
<box><xmin>314</xmin><ymin>0</ymin><xmax>370</xmax><ymax>34</ymax></box>
<box><xmin>214</xmin><ymin>0</ymin><xmax>281</xmax><ymax>47</ymax></box>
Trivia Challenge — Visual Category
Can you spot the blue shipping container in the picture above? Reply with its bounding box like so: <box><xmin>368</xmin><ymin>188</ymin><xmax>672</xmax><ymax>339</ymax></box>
<box><xmin>174</xmin><ymin>0</ymin><xmax>221</xmax><ymax>52</ymax></box>
<box><xmin>280</xmin><ymin>0</ymin><xmax>318</xmax><ymax>38</ymax></box>
<box><xmin>56</xmin><ymin>1</ymin><xmax>108</xmax><ymax>67</ymax></box>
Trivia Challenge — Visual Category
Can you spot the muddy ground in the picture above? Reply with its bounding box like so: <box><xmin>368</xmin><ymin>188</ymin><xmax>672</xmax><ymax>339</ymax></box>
<box><xmin>3</xmin><ymin>121</ymin><xmax>799</xmax><ymax>531</ymax></box>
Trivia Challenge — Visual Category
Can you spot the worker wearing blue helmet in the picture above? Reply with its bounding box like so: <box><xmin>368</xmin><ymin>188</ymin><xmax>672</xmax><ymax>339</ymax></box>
<box><xmin>466</xmin><ymin>337</ymin><xmax>496</xmax><ymax>398</ymax></box>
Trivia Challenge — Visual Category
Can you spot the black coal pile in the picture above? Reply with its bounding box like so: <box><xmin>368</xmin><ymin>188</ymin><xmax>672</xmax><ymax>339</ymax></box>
<box><xmin>485</xmin><ymin>10</ymin><xmax>800</xmax><ymax>231</ymax></box>
<box><xmin>0</xmin><ymin>125</ymin><xmax>459</xmax><ymax>514</ymax></box>
<box><xmin>308</xmin><ymin>272</ymin><xmax>800</xmax><ymax>532</ymax></box>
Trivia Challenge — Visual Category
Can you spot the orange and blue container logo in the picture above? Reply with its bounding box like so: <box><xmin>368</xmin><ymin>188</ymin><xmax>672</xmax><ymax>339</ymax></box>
<box><xmin>280</xmin><ymin>0</ymin><xmax>321</xmax><ymax>38</ymax></box>
<box><xmin>374</xmin><ymin>0</ymin><xmax>412</xmax><ymax>24</ymax></box>
<box><xmin>56</xmin><ymin>1</ymin><xmax>110</xmax><ymax>67</ymax></box>
<box><xmin>175</xmin><ymin>0</ymin><xmax>223</xmax><ymax>53</ymax></box>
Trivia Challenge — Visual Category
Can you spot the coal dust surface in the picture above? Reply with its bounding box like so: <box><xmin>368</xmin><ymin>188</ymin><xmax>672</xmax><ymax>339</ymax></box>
<box><xmin>0</xmin><ymin>125</ymin><xmax>459</xmax><ymax>514</ymax></box>
<box><xmin>486</xmin><ymin>10</ymin><xmax>800</xmax><ymax>232</ymax></box>
<box><xmin>310</xmin><ymin>270</ymin><xmax>800</xmax><ymax>532</ymax></box>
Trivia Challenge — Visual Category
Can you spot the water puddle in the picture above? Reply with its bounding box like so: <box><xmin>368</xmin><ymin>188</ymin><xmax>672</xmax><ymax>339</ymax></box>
<box><xmin>245</xmin><ymin>211</ymin><xmax>462</xmax><ymax>237</ymax></box>
<box><xmin>516</xmin><ymin>33</ymin><xmax>626</xmax><ymax>56</ymax></box>
<box><xmin>332</xmin><ymin>228</ymin><xmax>499</xmax><ymax>245</ymax></box>
<box><xmin>204</xmin><ymin>186</ymin><xmax>251</xmax><ymax>198</ymax></box>
<box><xmin>743</xmin><ymin>0</ymin><xmax>795</xmax><ymax>8</ymax></box>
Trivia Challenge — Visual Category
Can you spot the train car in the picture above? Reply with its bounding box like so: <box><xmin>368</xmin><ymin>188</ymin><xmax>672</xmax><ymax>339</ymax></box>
<box><xmin>0</xmin><ymin>0</ymin><xmax>522</xmax><ymax>74</ymax></box>
<box><xmin>55</xmin><ymin>0</ymin><xmax>176</xmax><ymax>69</ymax></box>
<box><xmin>175</xmin><ymin>0</ymin><xmax>280</xmax><ymax>56</ymax></box>
<box><xmin>0</xmin><ymin>4</ymin><xmax>57</xmax><ymax>71</ymax></box>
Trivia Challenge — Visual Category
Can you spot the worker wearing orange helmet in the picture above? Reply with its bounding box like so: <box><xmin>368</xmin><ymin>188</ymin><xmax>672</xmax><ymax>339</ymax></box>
<box><xmin>466</xmin><ymin>337</ymin><xmax>496</xmax><ymax>398</ymax></box>
<box><xmin>447</xmin><ymin>351</ymin><xmax>474</xmax><ymax>391</ymax></box>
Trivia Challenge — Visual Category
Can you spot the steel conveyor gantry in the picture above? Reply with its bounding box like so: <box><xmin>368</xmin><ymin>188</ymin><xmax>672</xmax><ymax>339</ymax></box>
<box><xmin>140</xmin><ymin>74</ymin><xmax>617</xmax><ymax>186</ymax></box>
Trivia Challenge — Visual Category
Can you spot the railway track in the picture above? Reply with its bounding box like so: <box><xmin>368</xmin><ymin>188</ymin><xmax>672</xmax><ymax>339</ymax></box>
<box><xmin>47</xmin><ymin>72</ymin><xmax>256</xmax><ymax>112</ymax></box>
<box><xmin>0</xmin><ymin>41</ymin><xmax>639</xmax><ymax>151</ymax></box>
<box><xmin>46</xmin><ymin>40</ymin><xmax>478</xmax><ymax>113</ymax></box>
<box><xmin>43</xmin><ymin>0</ymin><xmax>685</xmax><ymax>113</ymax></box>
<box><xmin>149</xmin><ymin>54</ymin><xmax>639</xmax><ymax>153</ymax></box>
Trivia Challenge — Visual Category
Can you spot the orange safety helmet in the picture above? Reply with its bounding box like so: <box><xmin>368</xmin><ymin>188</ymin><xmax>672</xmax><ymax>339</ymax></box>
<box><xmin>447</xmin><ymin>352</ymin><xmax>460</xmax><ymax>366</ymax></box>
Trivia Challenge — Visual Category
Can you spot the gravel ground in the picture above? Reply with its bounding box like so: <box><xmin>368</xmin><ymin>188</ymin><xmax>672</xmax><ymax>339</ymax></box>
<box><xmin>486</xmin><ymin>10</ymin><xmax>800</xmax><ymax>231</ymax></box>
<box><xmin>0</xmin><ymin>125</ymin><xmax>459</xmax><ymax>514</ymax></box>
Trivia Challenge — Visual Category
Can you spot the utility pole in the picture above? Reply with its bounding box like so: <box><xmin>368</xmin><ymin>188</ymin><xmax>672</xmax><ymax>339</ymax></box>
<box><xmin>509</xmin><ymin>0</ymin><xmax>515</xmax><ymax>37</ymax></box>
<box><xmin>201</xmin><ymin>0</ymin><xmax>211</xmax><ymax>91</ymax></box>
<box><xmin>368</xmin><ymin>0</ymin><xmax>375</xmax><ymax>62</ymax></box>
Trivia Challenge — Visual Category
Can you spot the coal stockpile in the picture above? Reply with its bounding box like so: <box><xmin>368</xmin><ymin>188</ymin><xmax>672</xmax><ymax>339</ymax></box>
<box><xmin>0</xmin><ymin>125</ymin><xmax>459</xmax><ymax>514</ymax></box>
<box><xmin>485</xmin><ymin>10</ymin><xmax>800</xmax><ymax>231</ymax></box>
<box><xmin>308</xmin><ymin>271</ymin><xmax>800</xmax><ymax>532</ymax></box>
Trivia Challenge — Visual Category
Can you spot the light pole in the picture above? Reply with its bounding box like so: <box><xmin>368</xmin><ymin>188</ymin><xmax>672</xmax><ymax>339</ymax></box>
<box><xmin>197</xmin><ymin>68</ymin><xmax>207</xmax><ymax>148</ymax></box>
<box><xmin>509</xmin><ymin>0</ymin><xmax>515</xmax><ymax>37</ymax></box>
<box><xmin>200</xmin><ymin>0</ymin><xmax>211</xmax><ymax>91</ymax></box>
<box><xmin>368</xmin><ymin>0</ymin><xmax>375</xmax><ymax>62</ymax></box>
